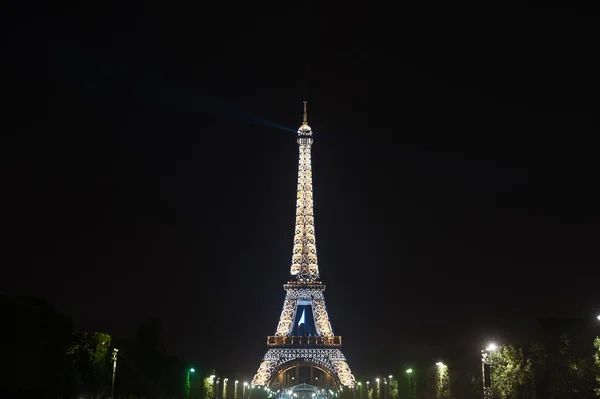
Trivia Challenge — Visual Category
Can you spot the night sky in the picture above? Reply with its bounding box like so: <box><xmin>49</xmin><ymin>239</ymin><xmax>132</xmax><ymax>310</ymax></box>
<box><xmin>3</xmin><ymin>2</ymin><xmax>598</xmax><ymax>376</ymax></box>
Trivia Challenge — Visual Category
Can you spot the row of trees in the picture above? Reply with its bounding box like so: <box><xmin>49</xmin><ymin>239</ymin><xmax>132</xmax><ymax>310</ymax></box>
<box><xmin>486</xmin><ymin>336</ymin><xmax>600</xmax><ymax>399</ymax></box>
<box><xmin>0</xmin><ymin>295</ymin><xmax>204</xmax><ymax>398</ymax></box>
<box><xmin>368</xmin><ymin>318</ymin><xmax>600</xmax><ymax>399</ymax></box>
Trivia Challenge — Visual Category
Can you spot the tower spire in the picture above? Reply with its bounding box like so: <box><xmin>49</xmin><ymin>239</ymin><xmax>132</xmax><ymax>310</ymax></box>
<box><xmin>291</xmin><ymin>102</ymin><xmax>317</xmax><ymax>282</ymax></box>
<box><xmin>303</xmin><ymin>101</ymin><xmax>308</xmax><ymax>124</ymax></box>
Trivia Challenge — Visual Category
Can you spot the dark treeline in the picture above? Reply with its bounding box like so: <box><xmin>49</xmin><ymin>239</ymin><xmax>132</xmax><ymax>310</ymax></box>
<box><xmin>0</xmin><ymin>295</ymin><xmax>211</xmax><ymax>399</ymax></box>
<box><xmin>381</xmin><ymin>318</ymin><xmax>600</xmax><ymax>399</ymax></box>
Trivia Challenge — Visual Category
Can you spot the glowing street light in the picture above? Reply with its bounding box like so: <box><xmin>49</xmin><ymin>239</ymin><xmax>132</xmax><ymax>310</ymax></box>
<box><xmin>482</xmin><ymin>343</ymin><xmax>497</xmax><ymax>399</ymax></box>
<box><xmin>405</xmin><ymin>369</ymin><xmax>413</xmax><ymax>399</ymax></box>
<box><xmin>186</xmin><ymin>368</ymin><xmax>195</xmax><ymax>399</ymax></box>
<box><xmin>436</xmin><ymin>362</ymin><xmax>444</xmax><ymax>367</ymax></box>
<box><xmin>597</xmin><ymin>315</ymin><xmax>600</xmax><ymax>321</ymax></box>
<box><xmin>110</xmin><ymin>348</ymin><xmax>118</xmax><ymax>399</ymax></box>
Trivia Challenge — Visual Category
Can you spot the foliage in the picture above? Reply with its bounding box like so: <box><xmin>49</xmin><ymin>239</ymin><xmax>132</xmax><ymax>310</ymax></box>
<box><xmin>185</xmin><ymin>370</ymin><xmax>191</xmax><ymax>399</ymax></box>
<box><xmin>67</xmin><ymin>332</ymin><xmax>112</xmax><ymax>365</ymax></box>
<box><xmin>66</xmin><ymin>332</ymin><xmax>112</xmax><ymax>394</ymax></box>
<box><xmin>490</xmin><ymin>345</ymin><xmax>531</xmax><ymax>399</ymax></box>
<box><xmin>204</xmin><ymin>370</ymin><xmax>216</xmax><ymax>399</ymax></box>
<box><xmin>594</xmin><ymin>337</ymin><xmax>600</xmax><ymax>396</ymax></box>
<box><xmin>388</xmin><ymin>378</ymin><xmax>399</xmax><ymax>399</ymax></box>
<box><xmin>435</xmin><ymin>365</ymin><xmax>450</xmax><ymax>399</ymax></box>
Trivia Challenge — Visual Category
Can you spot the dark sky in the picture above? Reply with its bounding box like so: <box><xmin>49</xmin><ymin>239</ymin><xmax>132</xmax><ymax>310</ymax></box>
<box><xmin>3</xmin><ymin>1</ymin><xmax>598</xmax><ymax>376</ymax></box>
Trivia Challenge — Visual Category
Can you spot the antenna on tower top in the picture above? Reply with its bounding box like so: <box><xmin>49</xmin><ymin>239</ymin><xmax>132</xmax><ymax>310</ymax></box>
<box><xmin>303</xmin><ymin>101</ymin><xmax>308</xmax><ymax>124</ymax></box>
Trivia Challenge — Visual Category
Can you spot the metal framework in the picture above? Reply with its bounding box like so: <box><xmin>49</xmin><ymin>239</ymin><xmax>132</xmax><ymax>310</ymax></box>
<box><xmin>252</xmin><ymin>102</ymin><xmax>356</xmax><ymax>389</ymax></box>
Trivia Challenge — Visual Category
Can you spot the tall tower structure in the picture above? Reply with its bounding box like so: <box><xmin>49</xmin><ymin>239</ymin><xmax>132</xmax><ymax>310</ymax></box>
<box><xmin>251</xmin><ymin>102</ymin><xmax>356</xmax><ymax>389</ymax></box>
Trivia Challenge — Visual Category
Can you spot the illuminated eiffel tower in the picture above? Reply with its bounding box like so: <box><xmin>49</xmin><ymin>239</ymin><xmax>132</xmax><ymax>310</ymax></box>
<box><xmin>251</xmin><ymin>102</ymin><xmax>356</xmax><ymax>389</ymax></box>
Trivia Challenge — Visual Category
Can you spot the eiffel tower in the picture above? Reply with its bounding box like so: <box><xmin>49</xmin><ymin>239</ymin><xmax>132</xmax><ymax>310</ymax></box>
<box><xmin>251</xmin><ymin>102</ymin><xmax>356</xmax><ymax>389</ymax></box>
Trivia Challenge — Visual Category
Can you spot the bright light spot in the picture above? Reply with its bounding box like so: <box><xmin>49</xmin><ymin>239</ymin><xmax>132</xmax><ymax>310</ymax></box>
<box><xmin>357</xmin><ymin>382</ymin><xmax>362</xmax><ymax>386</ymax></box>
<box><xmin>487</xmin><ymin>343</ymin><xmax>498</xmax><ymax>351</ymax></box>
<box><xmin>190</xmin><ymin>368</ymin><xmax>195</xmax><ymax>373</ymax></box>
<box><xmin>388</xmin><ymin>375</ymin><xmax>393</xmax><ymax>379</ymax></box>
<box><xmin>235</xmin><ymin>380</ymin><xmax>239</xmax><ymax>384</ymax></box>
<box><xmin>436</xmin><ymin>362</ymin><xmax>444</xmax><ymax>367</ymax></box>
<box><xmin>224</xmin><ymin>378</ymin><xmax>228</xmax><ymax>381</ymax></box>
<box><xmin>597</xmin><ymin>315</ymin><xmax>600</xmax><ymax>320</ymax></box>
<box><xmin>406</xmin><ymin>369</ymin><xmax>412</xmax><ymax>374</ymax></box>
<box><xmin>244</xmin><ymin>382</ymin><xmax>248</xmax><ymax>386</ymax></box>
<box><xmin>376</xmin><ymin>378</ymin><xmax>380</xmax><ymax>383</ymax></box>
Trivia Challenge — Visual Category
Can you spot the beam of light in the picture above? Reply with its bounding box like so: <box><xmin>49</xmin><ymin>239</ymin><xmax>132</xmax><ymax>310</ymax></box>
<box><xmin>185</xmin><ymin>93</ymin><xmax>297</xmax><ymax>133</ymax></box>
<box><xmin>47</xmin><ymin>40</ymin><xmax>297</xmax><ymax>134</ymax></box>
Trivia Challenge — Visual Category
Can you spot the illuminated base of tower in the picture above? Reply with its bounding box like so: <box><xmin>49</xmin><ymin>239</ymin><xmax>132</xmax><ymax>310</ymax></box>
<box><xmin>253</xmin><ymin>348</ymin><xmax>355</xmax><ymax>388</ymax></box>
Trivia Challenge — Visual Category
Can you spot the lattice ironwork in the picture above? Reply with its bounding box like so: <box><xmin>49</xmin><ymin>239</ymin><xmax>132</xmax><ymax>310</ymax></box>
<box><xmin>284</xmin><ymin>288</ymin><xmax>324</xmax><ymax>300</ymax></box>
<box><xmin>252</xmin><ymin>103</ymin><xmax>355</xmax><ymax>388</ymax></box>
<box><xmin>251</xmin><ymin>349</ymin><xmax>356</xmax><ymax>388</ymax></box>
<box><xmin>312</xmin><ymin>299</ymin><xmax>334</xmax><ymax>337</ymax></box>
<box><xmin>275</xmin><ymin>298</ymin><xmax>297</xmax><ymax>336</ymax></box>
<box><xmin>290</xmin><ymin>102</ymin><xmax>319</xmax><ymax>283</ymax></box>
<box><xmin>267</xmin><ymin>335</ymin><xmax>342</xmax><ymax>347</ymax></box>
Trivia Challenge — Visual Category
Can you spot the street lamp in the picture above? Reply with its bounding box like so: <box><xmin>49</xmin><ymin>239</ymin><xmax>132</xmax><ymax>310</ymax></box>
<box><xmin>110</xmin><ymin>348</ymin><xmax>118</xmax><ymax>399</ymax></box>
<box><xmin>482</xmin><ymin>343</ymin><xmax>498</xmax><ymax>399</ymax></box>
<box><xmin>405</xmin><ymin>370</ymin><xmax>412</xmax><ymax>399</ymax></box>
<box><xmin>186</xmin><ymin>368</ymin><xmax>195</xmax><ymax>399</ymax></box>
<box><xmin>597</xmin><ymin>315</ymin><xmax>600</xmax><ymax>321</ymax></box>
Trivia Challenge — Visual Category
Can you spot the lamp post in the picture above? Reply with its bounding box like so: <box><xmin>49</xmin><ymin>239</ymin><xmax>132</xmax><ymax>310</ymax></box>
<box><xmin>244</xmin><ymin>381</ymin><xmax>249</xmax><ymax>399</ymax></box>
<box><xmin>110</xmin><ymin>348</ymin><xmax>118</xmax><ymax>399</ymax></box>
<box><xmin>186</xmin><ymin>368</ymin><xmax>195</xmax><ymax>399</ymax></box>
<box><xmin>405</xmin><ymin>370</ymin><xmax>412</xmax><ymax>399</ymax></box>
<box><xmin>357</xmin><ymin>382</ymin><xmax>362</xmax><ymax>399</ymax></box>
<box><xmin>235</xmin><ymin>381</ymin><xmax>240</xmax><ymax>399</ymax></box>
<box><xmin>375</xmin><ymin>378</ymin><xmax>380</xmax><ymax>399</ymax></box>
<box><xmin>482</xmin><ymin>344</ymin><xmax>497</xmax><ymax>399</ymax></box>
<box><xmin>224</xmin><ymin>378</ymin><xmax>229</xmax><ymax>399</ymax></box>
